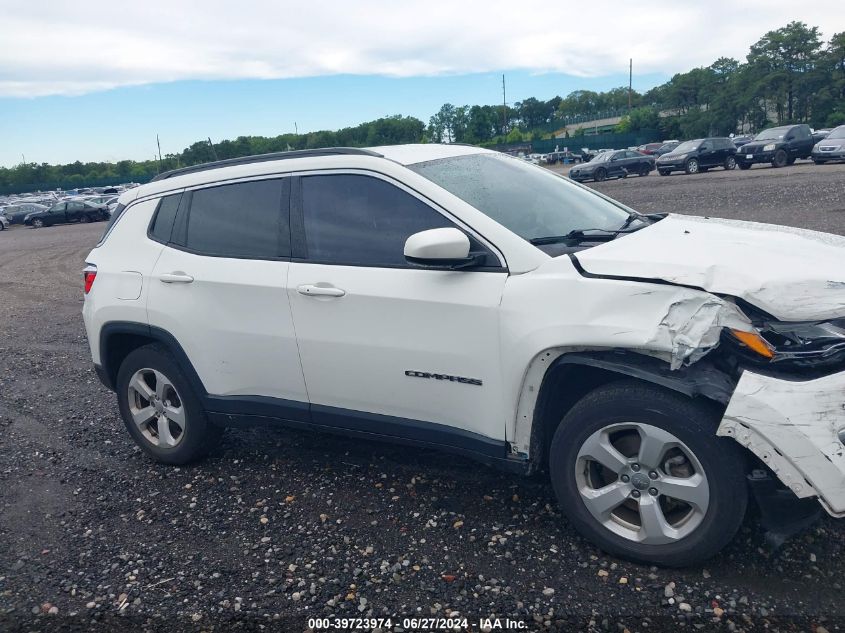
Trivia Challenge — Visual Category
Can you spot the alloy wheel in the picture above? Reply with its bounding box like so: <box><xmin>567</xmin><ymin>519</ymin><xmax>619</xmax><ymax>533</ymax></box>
<box><xmin>575</xmin><ymin>422</ymin><xmax>709</xmax><ymax>544</ymax></box>
<box><xmin>127</xmin><ymin>368</ymin><xmax>186</xmax><ymax>448</ymax></box>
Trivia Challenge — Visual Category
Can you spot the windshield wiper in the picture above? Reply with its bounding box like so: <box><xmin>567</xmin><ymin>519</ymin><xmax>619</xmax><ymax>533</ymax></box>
<box><xmin>529</xmin><ymin>225</ymin><xmax>641</xmax><ymax>246</ymax></box>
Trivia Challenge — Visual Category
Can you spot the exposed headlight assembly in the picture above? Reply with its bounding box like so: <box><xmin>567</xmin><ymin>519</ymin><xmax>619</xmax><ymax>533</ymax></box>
<box><xmin>762</xmin><ymin>143</ymin><xmax>777</xmax><ymax>151</ymax></box>
<box><xmin>762</xmin><ymin>319</ymin><xmax>845</xmax><ymax>361</ymax></box>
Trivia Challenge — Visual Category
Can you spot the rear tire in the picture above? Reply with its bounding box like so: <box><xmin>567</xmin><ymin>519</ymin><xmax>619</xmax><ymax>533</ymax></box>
<box><xmin>116</xmin><ymin>344</ymin><xmax>222</xmax><ymax>465</ymax></box>
<box><xmin>724</xmin><ymin>156</ymin><xmax>736</xmax><ymax>170</ymax></box>
<box><xmin>658</xmin><ymin>170</ymin><xmax>670</xmax><ymax>176</ymax></box>
<box><xmin>772</xmin><ymin>149</ymin><xmax>788</xmax><ymax>168</ymax></box>
<box><xmin>548</xmin><ymin>381</ymin><xmax>748</xmax><ymax>567</ymax></box>
<box><xmin>684</xmin><ymin>158</ymin><xmax>699</xmax><ymax>174</ymax></box>
<box><xmin>639</xmin><ymin>165</ymin><xmax>650</xmax><ymax>177</ymax></box>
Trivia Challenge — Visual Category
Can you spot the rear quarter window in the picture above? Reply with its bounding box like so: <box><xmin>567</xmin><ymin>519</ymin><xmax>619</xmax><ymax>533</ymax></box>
<box><xmin>98</xmin><ymin>202</ymin><xmax>127</xmax><ymax>245</ymax></box>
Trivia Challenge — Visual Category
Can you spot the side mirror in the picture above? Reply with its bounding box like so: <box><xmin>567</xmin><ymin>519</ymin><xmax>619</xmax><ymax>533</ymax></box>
<box><xmin>404</xmin><ymin>228</ymin><xmax>479</xmax><ymax>269</ymax></box>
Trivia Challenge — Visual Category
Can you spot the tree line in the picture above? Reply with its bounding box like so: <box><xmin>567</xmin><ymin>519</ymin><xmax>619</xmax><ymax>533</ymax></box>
<box><xmin>2</xmin><ymin>21</ymin><xmax>843</xmax><ymax>194</ymax></box>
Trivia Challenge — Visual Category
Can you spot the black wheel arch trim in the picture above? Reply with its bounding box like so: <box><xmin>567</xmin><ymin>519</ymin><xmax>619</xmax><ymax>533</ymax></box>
<box><xmin>543</xmin><ymin>350</ymin><xmax>737</xmax><ymax>405</ymax></box>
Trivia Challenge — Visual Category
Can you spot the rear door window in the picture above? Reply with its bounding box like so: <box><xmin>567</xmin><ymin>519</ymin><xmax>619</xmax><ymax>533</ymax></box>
<box><xmin>183</xmin><ymin>179</ymin><xmax>289</xmax><ymax>259</ymax></box>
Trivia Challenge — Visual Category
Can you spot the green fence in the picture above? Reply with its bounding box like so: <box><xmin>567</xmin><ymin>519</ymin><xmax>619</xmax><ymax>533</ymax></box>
<box><xmin>0</xmin><ymin>176</ymin><xmax>154</xmax><ymax>197</ymax></box>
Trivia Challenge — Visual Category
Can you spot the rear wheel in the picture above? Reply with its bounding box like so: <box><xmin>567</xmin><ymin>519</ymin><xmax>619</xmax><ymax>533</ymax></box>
<box><xmin>684</xmin><ymin>158</ymin><xmax>699</xmax><ymax>174</ymax></box>
<box><xmin>116</xmin><ymin>344</ymin><xmax>222</xmax><ymax>465</ymax></box>
<box><xmin>724</xmin><ymin>156</ymin><xmax>736</xmax><ymax>170</ymax></box>
<box><xmin>658</xmin><ymin>170</ymin><xmax>670</xmax><ymax>176</ymax></box>
<box><xmin>594</xmin><ymin>168</ymin><xmax>607</xmax><ymax>182</ymax></box>
<box><xmin>549</xmin><ymin>381</ymin><xmax>747</xmax><ymax>567</ymax></box>
<box><xmin>772</xmin><ymin>149</ymin><xmax>788</xmax><ymax>168</ymax></box>
<box><xmin>639</xmin><ymin>165</ymin><xmax>650</xmax><ymax>177</ymax></box>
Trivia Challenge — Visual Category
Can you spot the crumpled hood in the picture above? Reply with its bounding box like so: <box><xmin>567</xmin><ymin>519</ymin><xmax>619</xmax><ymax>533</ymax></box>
<box><xmin>574</xmin><ymin>214</ymin><xmax>845</xmax><ymax>321</ymax></box>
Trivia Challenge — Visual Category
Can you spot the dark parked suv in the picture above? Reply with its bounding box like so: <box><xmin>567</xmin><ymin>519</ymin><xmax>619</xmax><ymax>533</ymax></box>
<box><xmin>736</xmin><ymin>124</ymin><xmax>814</xmax><ymax>169</ymax></box>
<box><xmin>656</xmin><ymin>137</ymin><xmax>737</xmax><ymax>175</ymax></box>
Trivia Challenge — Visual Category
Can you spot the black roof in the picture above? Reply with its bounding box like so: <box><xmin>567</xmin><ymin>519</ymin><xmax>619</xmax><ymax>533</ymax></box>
<box><xmin>151</xmin><ymin>147</ymin><xmax>384</xmax><ymax>182</ymax></box>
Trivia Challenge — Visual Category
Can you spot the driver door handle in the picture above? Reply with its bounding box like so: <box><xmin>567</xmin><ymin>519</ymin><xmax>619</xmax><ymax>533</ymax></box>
<box><xmin>297</xmin><ymin>284</ymin><xmax>346</xmax><ymax>298</ymax></box>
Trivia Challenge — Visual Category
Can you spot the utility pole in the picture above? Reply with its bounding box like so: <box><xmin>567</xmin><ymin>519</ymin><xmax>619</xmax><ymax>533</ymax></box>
<box><xmin>628</xmin><ymin>58</ymin><xmax>633</xmax><ymax>111</ymax></box>
<box><xmin>207</xmin><ymin>137</ymin><xmax>219</xmax><ymax>161</ymax></box>
<box><xmin>502</xmin><ymin>74</ymin><xmax>507</xmax><ymax>135</ymax></box>
<box><xmin>294</xmin><ymin>122</ymin><xmax>298</xmax><ymax>135</ymax></box>
<box><xmin>156</xmin><ymin>134</ymin><xmax>163</xmax><ymax>172</ymax></box>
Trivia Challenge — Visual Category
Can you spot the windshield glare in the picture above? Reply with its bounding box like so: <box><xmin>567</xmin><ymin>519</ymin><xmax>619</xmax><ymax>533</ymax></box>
<box><xmin>826</xmin><ymin>126</ymin><xmax>845</xmax><ymax>140</ymax></box>
<box><xmin>755</xmin><ymin>127</ymin><xmax>788</xmax><ymax>140</ymax></box>
<box><xmin>409</xmin><ymin>153</ymin><xmax>632</xmax><ymax>244</ymax></box>
<box><xmin>589</xmin><ymin>151</ymin><xmax>613</xmax><ymax>163</ymax></box>
<box><xmin>672</xmin><ymin>140</ymin><xmax>700</xmax><ymax>153</ymax></box>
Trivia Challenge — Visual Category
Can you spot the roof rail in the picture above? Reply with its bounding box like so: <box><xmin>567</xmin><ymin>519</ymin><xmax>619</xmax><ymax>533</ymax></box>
<box><xmin>150</xmin><ymin>147</ymin><xmax>384</xmax><ymax>182</ymax></box>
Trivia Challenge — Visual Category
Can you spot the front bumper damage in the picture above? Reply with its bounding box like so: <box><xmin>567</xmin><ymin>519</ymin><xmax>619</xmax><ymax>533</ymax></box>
<box><xmin>718</xmin><ymin>369</ymin><xmax>845</xmax><ymax>517</ymax></box>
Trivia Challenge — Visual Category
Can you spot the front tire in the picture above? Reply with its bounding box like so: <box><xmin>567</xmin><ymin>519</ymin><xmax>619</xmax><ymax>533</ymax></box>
<box><xmin>116</xmin><ymin>344</ymin><xmax>222</xmax><ymax>465</ymax></box>
<box><xmin>684</xmin><ymin>158</ymin><xmax>699</xmax><ymax>174</ymax></box>
<box><xmin>813</xmin><ymin>159</ymin><xmax>826</xmax><ymax>165</ymax></box>
<box><xmin>738</xmin><ymin>162</ymin><xmax>751</xmax><ymax>170</ymax></box>
<box><xmin>658</xmin><ymin>170</ymin><xmax>670</xmax><ymax>176</ymax></box>
<box><xmin>772</xmin><ymin>149</ymin><xmax>788</xmax><ymax>168</ymax></box>
<box><xmin>594</xmin><ymin>168</ymin><xmax>607</xmax><ymax>182</ymax></box>
<box><xmin>549</xmin><ymin>381</ymin><xmax>748</xmax><ymax>567</ymax></box>
<box><xmin>639</xmin><ymin>165</ymin><xmax>650</xmax><ymax>177</ymax></box>
<box><xmin>32</xmin><ymin>218</ymin><xmax>44</xmax><ymax>228</ymax></box>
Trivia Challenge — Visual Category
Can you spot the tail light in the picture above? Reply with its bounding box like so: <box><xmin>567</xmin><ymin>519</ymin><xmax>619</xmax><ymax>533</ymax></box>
<box><xmin>83</xmin><ymin>264</ymin><xmax>97</xmax><ymax>294</ymax></box>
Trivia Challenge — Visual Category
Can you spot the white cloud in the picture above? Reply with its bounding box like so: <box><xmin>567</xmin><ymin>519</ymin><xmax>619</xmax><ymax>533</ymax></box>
<box><xmin>1</xmin><ymin>0</ymin><xmax>844</xmax><ymax>97</ymax></box>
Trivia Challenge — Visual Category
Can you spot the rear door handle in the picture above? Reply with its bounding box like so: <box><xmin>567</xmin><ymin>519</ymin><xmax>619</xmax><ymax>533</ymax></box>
<box><xmin>158</xmin><ymin>272</ymin><xmax>194</xmax><ymax>284</ymax></box>
<box><xmin>297</xmin><ymin>284</ymin><xmax>345</xmax><ymax>297</ymax></box>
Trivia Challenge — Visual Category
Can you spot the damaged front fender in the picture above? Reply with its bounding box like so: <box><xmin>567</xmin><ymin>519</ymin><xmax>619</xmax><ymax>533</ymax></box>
<box><xmin>651</xmin><ymin>295</ymin><xmax>752</xmax><ymax>370</ymax></box>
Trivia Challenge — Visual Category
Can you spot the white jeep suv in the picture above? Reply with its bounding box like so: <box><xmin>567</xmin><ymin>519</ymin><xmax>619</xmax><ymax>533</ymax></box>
<box><xmin>83</xmin><ymin>144</ymin><xmax>845</xmax><ymax>566</ymax></box>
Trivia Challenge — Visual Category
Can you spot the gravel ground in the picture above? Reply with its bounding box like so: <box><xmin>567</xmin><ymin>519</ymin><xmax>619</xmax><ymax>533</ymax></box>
<box><xmin>2</xmin><ymin>165</ymin><xmax>845</xmax><ymax>633</ymax></box>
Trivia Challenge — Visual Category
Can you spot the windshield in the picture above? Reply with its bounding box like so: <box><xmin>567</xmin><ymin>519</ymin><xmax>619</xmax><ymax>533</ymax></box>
<box><xmin>409</xmin><ymin>153</ymin><xmax>633</xmax><ymax>244</ymax></box>
<box><xmin>672</xmin><ymin>140</ymin><xmax>701</xmax><ymax>153</ymax></box>
<box><xmin>826</xmin><ymin>126</ymin><xmax>845</xmax><ymax>140</ymax></box>
<box><xmin>755</xmin><ymin>127</ymin><xmax>788</xmax><ymax>141</ymax></box>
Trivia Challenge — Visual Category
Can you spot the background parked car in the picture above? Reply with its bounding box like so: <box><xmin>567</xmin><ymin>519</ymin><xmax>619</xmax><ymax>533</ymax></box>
<box><xmin>736</xmin><ymin>124</ymin><xmax>815</xmax><ymax>169</ymax></box>
<box><xmin>731</xmin><ymin>135</ymin><xmax>754</xmax><ymax>149</ymax></box>
<box><xmin>637</xmin><ymin>142</ymin><xmax>664</xmax><ymax>155</ymax></box>
<box><xmin>545</xmin><ymin>150</ymin><xmax>582</xmax><ymax>164</ymax></box>
<box><xmin>0</xmin><ymin>214</ymin><xmax>9</xmax><ymax>231</ymax></box>
<box><xmin>25</xmin><ymin>200</ymin><xmax>109</xmax><ymax>228</ymax></box>
<box><xmin>656</xmin><ymin>137</ymin><xmax>737</xmax><ymax>175</ymax></box>
<box><xmin>569</xmin><ymin>149</ymin><xmax>654</xmax><ymax>182</ymax></box>
<box><xmin>812</xmin><ymin>124</ymin><xmax>845</xmax><ymax>164</ymax></box>
<box><xmin>652</xmin><ymin>141</ymin><xmax>680</xmax><ymax>156</ymax></box>
<box><xmin>1</xmin><ymin>202</ymin><xmax>48</xmax><ymax>224</ymax></box>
